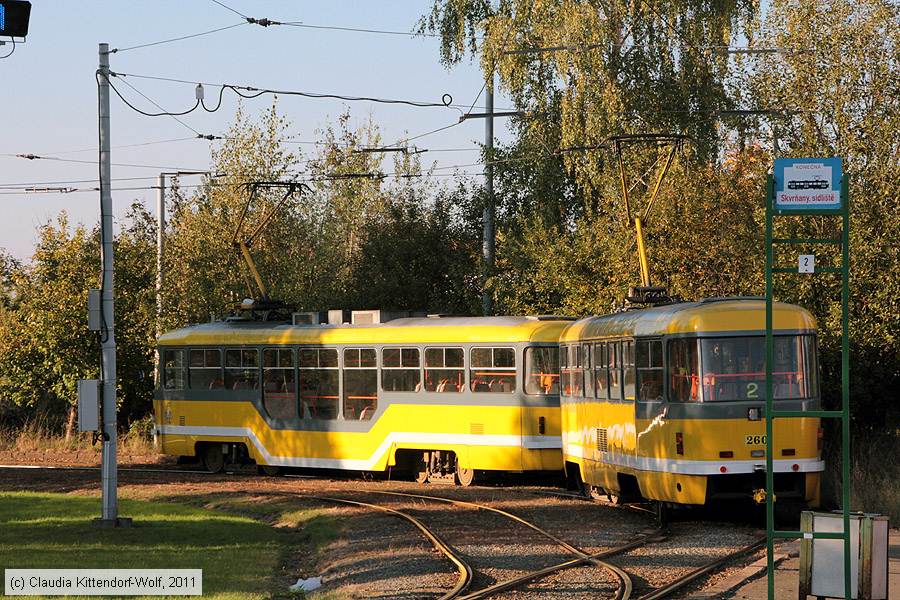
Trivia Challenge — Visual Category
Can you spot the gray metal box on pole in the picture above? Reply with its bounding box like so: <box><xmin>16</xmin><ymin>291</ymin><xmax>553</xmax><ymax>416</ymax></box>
<box><xmin>77</xmin><ymin>379</ymin><xmax>100</xmax><ymax>432</ymax></box>
<box><xmin>87</xmin><ymin>288</ymin><xmax>102</xmax><ymax>331</ymax></box>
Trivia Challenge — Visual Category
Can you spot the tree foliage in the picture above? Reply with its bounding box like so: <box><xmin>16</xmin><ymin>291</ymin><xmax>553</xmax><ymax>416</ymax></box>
<box><xmin>424</xmin><ymin>0</ymin><xmax>899</xmax><ymax>429</ymax></box>
<box><xmin>0</xmin><ymin>0</ymin><xmax>895</xmax><ymax>451</ymax></box>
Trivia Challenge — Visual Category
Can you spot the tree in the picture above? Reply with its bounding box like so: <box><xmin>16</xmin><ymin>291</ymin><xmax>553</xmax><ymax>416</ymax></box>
<box><xmin>162</xmin><ymin>102</ymin><xmax>302</xmax><ymax>326</ymax></box>
<box><xmin>0</xmin><ymin>216</ymin><xmax>100</xmax><ymax>436</ymax></box>
<box><xmin>746</xmin><ymin>0</ymin><xmax>900</xmax><ymax>425</ymax></box>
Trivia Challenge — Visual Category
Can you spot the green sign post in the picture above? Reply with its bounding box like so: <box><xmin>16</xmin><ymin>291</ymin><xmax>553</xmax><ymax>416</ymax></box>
<box><xmin>765</xmin><ymin>157</ymin><xmax>850</xmax><ymax>599</ymax></box>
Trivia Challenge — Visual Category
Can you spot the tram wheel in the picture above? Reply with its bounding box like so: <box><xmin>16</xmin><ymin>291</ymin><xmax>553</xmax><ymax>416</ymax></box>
<box><xmin>258</xmin><ymin>465</ymin><xmax>282</xmax><ymax>477</ymax></box>
<box><xmin>415</xmin><ymin>452</ymin><xmax>430</xmax><ymax>484</ymax></box>
<box><xmin>601</xmin><ymin>489</ymin><xmax>626</xmax><ymax>504</ymax></box>
<box><xmin>653</xmin><ymin>501</ymin><xmax>669</xmax><ymax>527</ymax></box>
<box><xmin>581</xmin><ymin>483</ymin><xmax>605</xmax><ymax>501</ymax></box>
<box><xmin>201</xmin><ymin>445</ymin><xmax>224</xmax><ymax>474</ymax></box>
<box><xmin>455</xmin><ymin>465</ymin><xmax>475</xmax><ymax>487</ymax></box>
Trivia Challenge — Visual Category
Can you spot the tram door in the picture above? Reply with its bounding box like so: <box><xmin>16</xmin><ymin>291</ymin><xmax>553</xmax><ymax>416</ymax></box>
<box><xmin>633</xmin><ymin>338</ymin><xmax>666</xmax><ymax>460</ymax></box>
<box><xmin>521</xmin><ymin>345</ymin><xmax>560</xmax><ymax>471</ymax></box>
<box><xmin>616</xmin><ymin>340</ymin><xmax>638</xmax><ymax>457</ymax></box>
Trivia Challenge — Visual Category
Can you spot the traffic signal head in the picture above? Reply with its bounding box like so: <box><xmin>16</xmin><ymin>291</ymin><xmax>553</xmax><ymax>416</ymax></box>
<box><xmin>0</xmin><ymin>1</ymin><xmax>31</xmax><ymax>38</ymax></box>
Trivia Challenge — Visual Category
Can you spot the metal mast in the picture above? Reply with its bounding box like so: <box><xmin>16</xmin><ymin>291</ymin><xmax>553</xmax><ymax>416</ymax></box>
<box><xmin>97</xmin><ymin>42</ymin><xmax>119</xmax><ymax>524</ymax></box>
<box><xmin>482</xmin><ymin>73</ymin><xmax>495</xmax><ymax>316</ymax></box>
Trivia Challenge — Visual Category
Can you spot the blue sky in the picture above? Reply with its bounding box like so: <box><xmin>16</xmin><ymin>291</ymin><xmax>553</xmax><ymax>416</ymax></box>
<box><xmin>0</xmin><ymin>1</ymin><xmax>513</xmax><ymax>259</ymax></box>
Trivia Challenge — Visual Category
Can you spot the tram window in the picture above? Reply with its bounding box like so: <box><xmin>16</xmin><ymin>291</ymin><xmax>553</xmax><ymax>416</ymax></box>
<box><xmin>344</xmin><ymin>348</ymin><xmax>377</xmax><ymax>420</ymax></box>
<box><xmin>608</xmin><ymin>342</ymin><xmax>622</xmax><ymax>400</ymax></box>
<box><xmin>559</xmin><ymin>345</ymin><xmax>570</xmax><ymax>397</ymax></box>
<box><xmin>299</xmin><ymin>348</ymin><xmax>339</xmax><ymax>419</ymax></box>
<box><xmin>699</xmin><ymin>335</ymin><xmax>818</xmax><ymax>401</ymax></box>
<box><xmin>524</xmin><ymin>346</ymin><xmax>559</xmax><ymax>395</ymax></box>
<box><xmin>623</xmin><ymin>340</ymin><xmax>635</xmax><ymax>401</ymax></box>
<box><xmin>262</xmin><ymin>348</ymin><xmax>296</xmax><ymax>419</ymax></box>
<box><xmin>382</xmin><ymin>347</ymin><xmax>421</xmax><ymax>392</ymax></box>
<box><xmin>424</xmin><ymin>347</ymin><xmax>465</xmax><ymax>392</ymax></box>
<box><xmin>470</xmin><ymin>347</ymin><xmax>516</xmax><ymax>393</ymax></box>
<box><xmin>224</xmin><ymin>348</ymin><xmax>259</xmax><ymax>391</ymax></box>
<box><xmin>594</xmin><ymin>343</ymin><xmax>609</xmax><ymax>399</ymax></box>
<box><xmin>582</xmin><ymin>344</ymin><xmax>594</xmax><ymax>398</ymax></box>
<box><xmin>636</xmin><ymin>339</ymin><xmax>664</xmax><ymax>401</ymax></box>
<box><xmin>189</xmin><ymin>349</ymin><xmax>223</xmax><ymax>390</ymax></box>
<box><xmin>569</xmin><ymin>345</ymin><xmax>583</xmax><ymax>397</ymax></box>
<box><xmin>669</xmin><ymin>338</ymin><xmax>701</xmax><ymax>402</ymax></box>
<box><xmin>162</xmin><ymin>349</ymin><xmax>185</xmax><ymax>390</ymax></box>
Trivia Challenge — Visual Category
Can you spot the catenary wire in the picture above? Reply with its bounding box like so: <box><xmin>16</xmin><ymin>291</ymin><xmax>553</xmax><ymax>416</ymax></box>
<box><xmin>110</xmin><ymin>71</ymin><xmax>461</xmax><ymax>113</ymax></box>
<box><xmin>108</xmin><ymin>22</ymin><xmax>249</xmax><ymax>54</ymax></box>
<box><xmin>11</xmin><ymin>137</ymin><xmax>199</xmax><ymax>156</ymax></box>
<box><xmin>4</xmin><ymin>154</ymin><xmax>209</xmax><ymax>171</ymax></box>
<box><xmin>209</xmin><ymin>0</ymin><xmax>247</xmax><ymax>19</ymax></box>
<box><xmin>109</xmin><ymin>75</ymin><xmax>202</xmax><ymax>135</ymax></box>
<box><xmin>0</xmin><ymin>169</ymin><xmax>485</xmax><ymax>195</ymax></box>
<box><xmin>280</xmin><ymin>21</ymin><xmax>444</xmax><ymax>38</ymax></box>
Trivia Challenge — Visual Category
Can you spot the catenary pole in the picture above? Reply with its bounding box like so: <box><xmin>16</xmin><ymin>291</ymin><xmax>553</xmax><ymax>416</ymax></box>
<box><xmin>156</xmin><ymin>174</ymin><xmax>165</xmax><ymax>343</ymax></box>
<box><xmin>482</xmin><ymin>73</ymin><xmax>495</xmax><ymax>316</ymax></box>
<box><xmin>98</xmin><ymin>42</ymin><xmax>119</xmax><ymax>524</ymax></box>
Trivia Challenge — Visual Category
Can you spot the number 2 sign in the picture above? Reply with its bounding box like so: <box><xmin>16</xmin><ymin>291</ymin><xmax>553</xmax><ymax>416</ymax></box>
<box><xmin>798</xmin><ymin>254</ymin><xmax>815</xmax><ymax>273</ymax></box>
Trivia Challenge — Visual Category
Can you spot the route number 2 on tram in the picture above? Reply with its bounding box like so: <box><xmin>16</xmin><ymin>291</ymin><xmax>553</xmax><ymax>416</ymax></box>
<box><xmin>746</xmin><ymin>435</ymin><xmax>767</xmax><ymax>445</ymax></box>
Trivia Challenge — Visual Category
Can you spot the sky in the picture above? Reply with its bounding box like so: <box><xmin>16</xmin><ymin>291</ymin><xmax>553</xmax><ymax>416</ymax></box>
<box><xmin>0</xmin><ymin>1</ymin><xmax>514</xmax><ymax>259</ymax></box>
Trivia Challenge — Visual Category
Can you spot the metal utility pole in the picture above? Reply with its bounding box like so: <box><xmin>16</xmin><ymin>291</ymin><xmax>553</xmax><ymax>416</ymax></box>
<box><xmin>154</xmin><ymin>170</ymin><xmax>210</xmax><ymax>346</ymax></box>
<box><xmin>156</xmin><ymin>173</ymin><xmax>165</xmax><ymax>343</ymax></box>
<box><xmin>482</xmin><ymin>73</ymin><xmax>495</xmax><ymax>316</ymax></box>
<box><xmin>97</xmin><ymin>42</ymin><xmax>122</xmax><ymax>526</ymax></box>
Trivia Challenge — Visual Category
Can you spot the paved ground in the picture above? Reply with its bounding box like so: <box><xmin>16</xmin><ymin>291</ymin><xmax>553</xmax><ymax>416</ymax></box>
<box><xmin>720</xmin><ymin>529</ymin><xmax>899</xmax><ymax>599</ymax></box>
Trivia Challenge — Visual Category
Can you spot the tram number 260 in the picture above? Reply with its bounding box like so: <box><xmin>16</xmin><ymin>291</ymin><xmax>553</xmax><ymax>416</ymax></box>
<box><xmin>745</xmin><ymin>435</ymin><xmax>767</xmax><ymax>445</ymax></box>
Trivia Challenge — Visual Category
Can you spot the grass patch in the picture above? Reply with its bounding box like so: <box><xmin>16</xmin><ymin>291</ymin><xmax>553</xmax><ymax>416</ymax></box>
<box><xmin>0</xmin><ymin>492</ymin><xmax>293</xmax><ymax>599</ymax></box>
<box><xmin>823</xmin><ymin>428</ymin><xmax>900</xmax><ymax>521</ymax></box>
<box><xmin>0</xmin><ymin>419</ymin><xmax>156</xmax><ymax>459</ymax></box>
<box><xmin>277</xmin><ymin>510</ymin><xmax>339</xmax><ymax>557</ymax></box>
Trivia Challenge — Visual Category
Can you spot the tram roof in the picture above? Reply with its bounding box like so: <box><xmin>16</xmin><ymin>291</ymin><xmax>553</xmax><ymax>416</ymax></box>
<box><xmin>559</xmin><ymin>298</ymin><xmax>816</xmax><ymax>342</ymax></box>
<box><xmin>158</xmin><ymin>315</ymin><xmax>574</xmax><ymax>346</ymax></box>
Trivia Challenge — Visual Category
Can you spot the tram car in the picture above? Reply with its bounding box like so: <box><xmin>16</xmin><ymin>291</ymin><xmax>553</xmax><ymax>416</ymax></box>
<box><xmin>153</xmin><ymin>315</ymin><xmax>569</xmax><ymax>485</ymax></box>
<box><xmin>559</xmin><ymin>298</ymin><xmax>823</xmax><ymax>510</ymax></box>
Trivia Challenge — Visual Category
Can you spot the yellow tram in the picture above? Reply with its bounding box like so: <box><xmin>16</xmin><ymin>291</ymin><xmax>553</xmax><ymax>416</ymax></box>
<box><xmin>559</xmin><ymin>298</ymin><xmax>823</xmax><ymax>509</ymax></box>
<box><xmin>153</xmin><ymin>315</ymin><xmax>569</xmax><ymax>485</ymax></box>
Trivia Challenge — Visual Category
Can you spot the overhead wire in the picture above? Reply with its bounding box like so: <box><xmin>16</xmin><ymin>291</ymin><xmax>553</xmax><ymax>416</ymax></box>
<box><xmin>0</xmin><ymin>175</ymin><xmax>200</xmax><ymax>189</ymax></box>
<box><xmin>0</xmin><ymin>169</ymin><xmax>485</xmax><ymax>195</ymax></box>
<box><xmin>4</xmin><ymin>153</ymin><xmax>209</xmax><ymax>171</ymax></box>
<box><xmin>110</xmin><ymin>75</ymin><xmax>202</xmax><ymax>135</ymax></box>
<box><xmin>108</xmin><ymin>22</ymin><xmax>249</xmax><ymax>54</ymax></box>
<box><xmin>206</xmin><ymin>0</ymin><xmax>464</xmax><ymax>40</ymax></box>
<box><xmin>110</xmin><ymin>71</ymin><xmax>461</xmax><ymax>113</ymax></box>
<box><xmin>208</xmin><ymin>0</ymin><xmax>247</xmax><ymax>19</ymax></box>
<box><xmin>280</xmin><ymin>21</ymin><xmax>443</xmax><ymax>38</ymax></box>
<box><xmin>12</xmin><ymin>137</ymin><xmax>198</xmax><ymax>156</ymax></box>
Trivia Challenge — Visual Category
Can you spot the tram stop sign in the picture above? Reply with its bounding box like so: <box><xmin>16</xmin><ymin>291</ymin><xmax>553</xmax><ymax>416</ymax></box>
<box><xmin>774</xmin><ymin>157</ymin><xmax>843</xmax><ymax>214</ymax></box>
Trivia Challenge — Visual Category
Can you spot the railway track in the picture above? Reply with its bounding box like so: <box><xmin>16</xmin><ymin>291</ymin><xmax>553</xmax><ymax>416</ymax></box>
<box><xmin>1</xmin><ymin>464</ymin><xmax>769</xmax><ymax>599</ymax></box>
<box><xmin>370</xmin><ymin>490</ymin><xmax>664</xmax><ymax>600</ymax></box>
<box><xmin>299</xmin><ymin>494</ymin><xmax>473</xmax><ymax>600</ymax></box>
<box><xmin>630</xmin><ymin>535</ymin><xmax>767</xmax><ymax>600</ymax></box>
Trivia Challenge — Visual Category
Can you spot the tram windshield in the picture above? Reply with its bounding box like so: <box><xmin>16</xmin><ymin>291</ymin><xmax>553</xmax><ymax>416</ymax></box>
<box><xmin>669</xmin><ymin>335</ymin><xmax>818</xmax><ymax>402</ymax></box>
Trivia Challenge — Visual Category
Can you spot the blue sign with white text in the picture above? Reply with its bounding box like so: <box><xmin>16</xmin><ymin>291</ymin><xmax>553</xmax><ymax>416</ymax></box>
<box><xmin>774</xmin><ymin>157</ymin><xmax>843</xmax><ymax>212</ymax></box>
